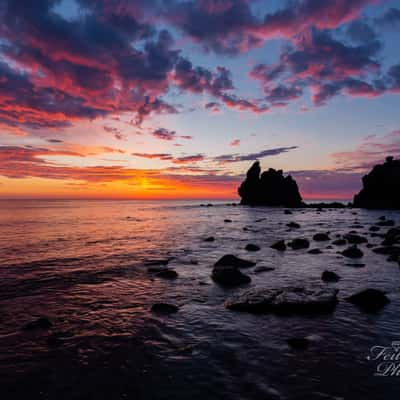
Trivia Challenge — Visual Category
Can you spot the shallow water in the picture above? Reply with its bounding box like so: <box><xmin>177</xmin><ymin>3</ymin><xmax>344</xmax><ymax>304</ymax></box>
<box><xmin>1</xmin><ymin>200</ymin><xmax>400</xmax><ymax>399</ymax></box>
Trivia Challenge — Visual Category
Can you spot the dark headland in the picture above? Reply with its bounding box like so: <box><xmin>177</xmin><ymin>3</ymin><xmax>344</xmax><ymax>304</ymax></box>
<box><xmin>238</xmin><ymin>157</ymin><xmax>400</xmax><ymax>210</ymax></box>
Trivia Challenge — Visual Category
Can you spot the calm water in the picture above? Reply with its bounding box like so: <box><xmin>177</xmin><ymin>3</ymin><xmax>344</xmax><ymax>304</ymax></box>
<box><xmin>1</xmin><ymin>200</ymin><xmax>400</xmax><ymax>399</ymax></box>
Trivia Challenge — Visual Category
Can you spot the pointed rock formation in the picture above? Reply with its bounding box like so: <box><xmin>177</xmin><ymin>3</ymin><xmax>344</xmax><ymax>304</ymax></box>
<box><xmin>353</xmin><ymin>157</ymin><xmax>400</xmax><ymax>209</ymax></box>
<box><xmin>238</xmin><ymin>161</ymin><xmax>303</xmax><ymax>207</ymax></box>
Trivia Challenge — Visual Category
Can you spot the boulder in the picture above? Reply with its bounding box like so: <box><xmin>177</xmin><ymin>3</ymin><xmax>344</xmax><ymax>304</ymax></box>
<box><xmin>245</xmin><ymin>243</ymin><xmax>261</xmax><ymax>252</ymax></box>
<box><xmin>343</xmin><ymin>233</ymin><xmax>368</xmax><ymax>244</ymax></box>
<box><xmin>287</xmin><ymin>238</ymin><xmax>310</xmax><ymax>250</ymax></box>
<box><xmin>284</xmin><ymin>210</ymin><xmax>293</xmax><ymax>214</ymax></box>
<box><xmin>369</xmin><ymin>226</ymin><xmax>380</xmax><ymax>232</ymax></box>
<box><xmin>373</xmin><ymin>246</ymin><xmax>400</xmax><ymax>256</ymax></box>
<box><xmin>225</xmin><ymin>286</ymin><xmax>338</xmax><ymax>314</ymax></box>
<box><xmin>346</xmin><ymin>289</ymin><xmax>390</xmax><ymax>312</ymax></box>
<box><xmin>342</xmin><ymin>245</ymin><xmax>363</xmax><ymax>258</ymax></box>
<box><xmin>204</xmin><ymin>236</ymin><xmax>215</xmax><ymax>242</ymax></box>
<box><xmin>382</xmin><ymin>228</ymin><xmax>400</xmax><ymax>246</ymax></box>
<box><xmin>321</xmin><ymin>271</ymin><xmax>341</xmax><ymax>282</ymax></box>
<box><xmin>377</xmin><ymin>219</ymin><xmax>395</xmax><ymax>227</ymax></box>
<box><xmin>214</xmin><ymin>254</ymin><xmax>256</xmax><ymax>268</ymax></box>
<box><xmin>308</xmin><ymin>248</ymin><xmax>323</xmax><ymax>254</ymax></box>
<box><xmin>212</xmin><ymin>265</ymin><xmax>251</xmax><ymax>287</ymax></box>
<box><xmin>151</xmin><ymin>303</ymin><xmax>179</xmax><ymax>314</ymax></box>
<box><xmin>353</xmin><ymin>157</ymin><xmax>400</xmax><ymax>209</ymax></box>
<box><xmin>270</xmin><ymin>240</ymin><xmax>286</xmax><ymax>251</ymax></box>
<box><xmin>287</xmin><ymin>222</ymin><xmax>301</xmax><ymax>229</ymax></box>
<box><xmin>332</xmin><ymin>239</ymin><xmax>347</xmax><ymax>246</ymax></box>
<box><xmin>313</xmin><ymin>233</ymin><xmax>330</xmax><ymax>241</ymax></box>
<box><xmin>238</xmin><ymin>161</ymin><xmax>303</xmax><ymax>207</ymax></box>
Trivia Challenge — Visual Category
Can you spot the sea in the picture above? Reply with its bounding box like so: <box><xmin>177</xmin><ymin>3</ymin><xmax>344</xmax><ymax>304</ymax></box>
<box><xmin>0</xmin><ymin>199</ymin><xmax>400</xmax><ymax>399</ymax></box>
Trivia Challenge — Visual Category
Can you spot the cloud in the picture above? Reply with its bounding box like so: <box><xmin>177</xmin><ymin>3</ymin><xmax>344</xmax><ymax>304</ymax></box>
<box><xmin>375</xmin><ymin>8</ymin><xmax>400</xmax><ymax>27</ymax></box>
<box><xmin>214</xmin><ymin>146</ymin><xmax>299</xmax><ymax>163</ymax></box>
<box><xmin>151</xmin><ymin>128</ymin><xmax>177</xmax><ymax>141</ymax></box>
<box><xmin>230</xmin><ymin>139</ymin><xmax>241</xmax><ymax>146</ymax></box>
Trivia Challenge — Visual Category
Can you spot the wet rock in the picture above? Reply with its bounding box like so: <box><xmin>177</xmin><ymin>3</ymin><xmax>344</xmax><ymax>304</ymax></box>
<box><xmin>369</xmin><ymin>226</ymin><xmax>380</xmax><ymax>232</ymax></box>
<box><xmin>377</xmin><ymin>219</ymin><xmax>395</xmax><ymax>227</ymax></box>
<box><xmin>366</xmin><ymin>243</ymin><xmax>374</xmax><ymax>249</ymax></box>
<box><xmin>382</xmin><ymin>228</ymin><xmax>400</xmax><ymax>246</ymax></box>
<box><xmin>23</xmin><ymin>317</ymin><xmax>52</xmax><ymax>331</ymax></box>
<box><xmin>332</xmin><ymin>239</ymin><xmax>347</xmax><ymax>246</ymax></box>
<box><xmin>271</xmin><ymin>240</ymin><xmax>286</xmax><ymax>251</ymax></box>
<box><xmin>379</xmin><ymin>216</ymin><xmax>386</xmax><ymax>221</ymax></box>
<box><xmin>308</xmin><ymin>248</ymin><xmax>323</xmax><ymax>254</ymax></box>
<box><xmin>287</xmin><ymin>222</ymin><xmax>301</xmax><ymax>229</ymax></box>
<box><xmin>313</xmin><ymin>233</ymin><xmax>330</xmax><ymax>241</ymax></box>
<box><xmin>225</xmin><ymin>286</ymin><xmax>338</xmax><ymax>314</ymax></box>
<box><xmin>387</xmin><ymin>254</ymin><xmax>400</xmax><ymax>263</ymax></box>
<box><xmin>346</xmin><ymin>289</ymin><xmax>390</xmax><ymax>312</ymax></box>
<box><xmin>287</xmin><ymin>238</ymin><xmax>310</xmax><ymax>250</ymax></box>
<box><xmin>345</xmin><ymin>263</ymin><xmax>366</xmax><ymax>268</ymax></box>
<box><xmin>238</xmin><ymin>161</ymin><xmax>303</xmax><ymax>207</ymax></box>
<box><xmin>212</xmin><ymin>265</ymin><xmax>251</xmax><ymax>287</ymax></box>
<box><xmin>373</xmin><ymin>246</ymin><xmax>400</xmax><ymax>256</ymax></box>
<box><xmin>287</xmin><ymin>337</ymin><xmax>310</xmax><ymax>350</ymax></box>
<box><xmin>214</xmin><ymin>254</ymin><xmax>256</xmax><ymax>269</ymax></box>
<box><xmin>151</xmin><ymin>303</ymin><xmax>179</xmax><ymax>314</ymax></box>
<box><xmin>245</xmin><ymin>243</ymin><xmax>260</xmax><ymax>252</ymax></box>
<box><xmin>342</xmin><ymin>245</ymin><xmax>363</xmax><ymax>259</ymax></box>
<box><xmin>284</xmin><ymin>210</ymin><xmax>293</xmax><ymax>215</ymax></box>
<box><xmin>155</xmin><ymin>269</ymin><xmax>178</xmax><ymax>279</ymax></box>
<box><xmin>224</xmin><ymin>219</ymin><xmax>232</xmax><ymax>223</ymax></box>
<box><xmin>321</xmin><ymin>271</ymin><xmax>341</xmax><ymax>282</ymax></box>
<box><xmin>353</xmin><ymin>156</ymin><xmax>400</xmax><ymax>209</ymax></box>
<box><xmin>343</xmin><ymin>233</ymin><xmax>368</xmax><ymax>244</ymax></box>
<box><xmin>254</xmin><ymin>266</ymin><xmax>275</xmax><ymax>273</ymax></box>
<box><xmin>204</xmin><ymin>236</ymin><xmax>215</xmax><ymax>242</ymax></box>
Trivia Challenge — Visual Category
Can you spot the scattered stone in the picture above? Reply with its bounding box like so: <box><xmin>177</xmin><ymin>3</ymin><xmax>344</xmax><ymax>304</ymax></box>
<box><xmin>204</xmin><ymin>236</ymin><xmax>215</xmax><ymax>242</ymax></box>
<box><xmin>346</xmin><ymin>289</ymin><xmax>390</xmax><ymax>312</ymax></box>
<box><xmin>287</xmin><ymin>337</ymin><xmax>310</xmax><ymax>350</ymax></box>
<box><xmin>373</xmin><ymin>246</ymin><xmax>400</xmax><ymax>256</ymax></box>
<box><xmin>342</xmin><ymin>245</ymin><xmax>363</xmax><ymax>259</ymax></box>
<box><xmin>308</xmin><ymin>248</ymin><xmax>323</xmax><ymax>254</ymax></box>
<box><xmin>238</xmin><ymin>161</ymin><xmax>304</xmax><ymax>207</ymax></box>
<box><xmin>254</xmin><ymin>266</ymin><xmax>275</xmax><ymax>273</ymax></box>
<box><xmin>313</xmin><ymin>233</ymin><xmax>330</xmax><ymax>241</ymax></box>
<box><xmin>212</xmin><ymin>265</ymin><xmax>251</xmax><ymax>287</ymax></box>
<box><xmin>284</xmin><ymin>210</ymin><xmax>293</xmax><ymax>215</ymax></box>
<box><xmin>155</xmin><ymin>269</ymin><xmax>178</xmax><ymax>279</ymax></box>
<box><xmin>288</xmin><ymin>238</ymin><xmax>310</xmax><ymax>250</ymax></box>
<box><xmin>214</xmin><ymin>254</ymin><xmax>256</xmax><ymax>269</ymax></box>
<box><xmin>343</xmin><ymin>233</ymin><xmax>368</xmax><ymax>244</ymax></box>
<box><xmin>245</xmin><ymin>243</ymin><xmax>260</xmax><ymax>252</ymax></box>
<box><xmin>332</xmin><ymin>239</ymin><xmax>347</xmax><ymax>246</ymax></box>
<box><xmin>225</xmin><ymin>286</ymin><xmax>338</xmax><ymax>314</ymax></box>
<box><xmin>23</xmin><ymin>317</ymin><xmax>52</xmax><ymax>331</ymax></box>
<box><xmin>321</xmin><ymin>271</ymin><xmax>341</xmax><ymax>282</ymax></box>
<box><xmin>271</xmin><ymin>240</ymin><xmax>287</xmax><ymax>251</ymax></box>
<box><xmin>151</xmin><ymin>303</ymin><xmax>179</xmax><ymax>314</ymax></box>
<box><xmin>287</xmin><ymin>222</ymin><xmax>301</xmax><ymax>229</ymax></box>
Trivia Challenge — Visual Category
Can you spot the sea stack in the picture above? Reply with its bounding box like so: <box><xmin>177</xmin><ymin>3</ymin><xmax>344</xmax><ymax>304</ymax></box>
<box><xmin>353</xmin><ymin>157</ymin><xmax>400</xmax><ymax>209</ymax></box>
<box><xmin>238</xmin><ymin>161</ymin><xmax>303</xmax><ymax>207</ymax></box>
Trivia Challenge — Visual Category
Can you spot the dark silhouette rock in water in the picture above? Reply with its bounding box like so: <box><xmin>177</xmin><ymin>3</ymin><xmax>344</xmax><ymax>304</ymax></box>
<box><xmin>214</xmin><ymin>254</ymin><xmax>256</xmax><ymax>269</ymax></box>
<box><xmin>346</xmin><ymin>289</ymin><xmax>390</xmax><ymax>312</ymax></box>
<box><xmin>238</xmin><ymin>161</ymin><xmax>303</xmax><ymax>207</ymax></box>
<box><xmin>353</xmin><ymin>157</ymin><xmax>400</xmax><ymax>209</ymax></box>
<box><xmin>212</xmin><ymin>265</ymin><xmax>251</xmax><ymax>287</ymax></box>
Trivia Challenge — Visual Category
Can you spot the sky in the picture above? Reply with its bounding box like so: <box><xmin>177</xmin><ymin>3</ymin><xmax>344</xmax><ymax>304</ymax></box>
<box><xmin>0</xmin><ymin>0</ymin><xmax>400</xmax><ymax>200</ymax></box>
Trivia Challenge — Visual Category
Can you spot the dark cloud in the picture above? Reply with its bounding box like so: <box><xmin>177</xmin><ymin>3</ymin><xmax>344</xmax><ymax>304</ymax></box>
<box><xmin>375</xmin><ymin>8</ymin><xmax>400</xmax><ymax>27</ymax></box>
<box><xmin>214</xmin><ymin>146</ymin><xmax>299</xmax><ymax>163</ymax></box>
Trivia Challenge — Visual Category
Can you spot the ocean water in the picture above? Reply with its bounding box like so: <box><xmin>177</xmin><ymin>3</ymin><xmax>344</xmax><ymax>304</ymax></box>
<box><xmin>0</xmin><ymin>200</ymin><xmax>400</xmax><ymax>399</ymax></box>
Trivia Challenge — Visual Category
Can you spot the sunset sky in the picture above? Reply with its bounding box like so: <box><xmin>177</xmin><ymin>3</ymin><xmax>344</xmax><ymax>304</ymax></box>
<box><xmin>1</xmin><ymin>0</ymin><xmax>400</xmax><ymax>200</ymax></box>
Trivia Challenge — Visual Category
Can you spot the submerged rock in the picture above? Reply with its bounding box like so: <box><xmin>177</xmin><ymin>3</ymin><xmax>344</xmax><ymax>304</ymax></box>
<box><xmin>151</xmin><ymin>303</ymin><xmax>179</xmax><ymax>314</ymax></box>
<box><xmin>287</xmin><ymin>222</ymin><xmax>301</xmax><ymax>229</ymax></box>
<box><xmin>155</xmin><ymin>269</ymin><xmax>178</xmax><ymax>279</ymax></box>
<box><xmin>254</xmin><ymin>266</ymin><xmax>275</xmax><ymax>273</ymax></box>
<box><xmin>321</xmin><ymin>271</ymin><xmax>341</xmax><ymax>282</ymax></box>
<box><xmin>214</xmin><ymin>254</ymin><xmax>256</xmax><ymax>268</ymax></box>
<box><xmin>344</xmin><ymin>233</ymin><xmax>368</xmax><ymax>244</ymax></box>
<box><xmin>332</xmin><ymin>238</ymin><xmax>347</xmax><ymax>246</ymax></box>
<box><xmin>23</xmin><ymin>317</ymin><xmax>52</xmax><ymax>331</ymax></box>
<box><xmin>353</xmin><ymin>157</ymin><xmax>400</xmax><ymax>209</ymax></box>
<box><xmin>288</xmin><ymin>238</ymin><xmax>310</xmax><ymax>250</ymax></box>
<box><xmin>377</xmin><ymin>219</ymin><xmax>395</xmax><ymax>227</ymax></box>
<box><xmin>225</xmin><ymin>286</ymin><xmax>338</xmax><ymax>314</ymax></box>
<box><xmin>382</xmin><ymin>228</ymin><xmax>400</xmax><ymax>246</ymax></box>
<box><xmin>284</xmin><ymin>210</ymin><xmax>293</xmax><ymax>215</ymax></box>
<box><xmin>204</xmin><ymin>236</ymin><xmax>215</xmax><ymax>242</ymax></box>
<box><xmin>238</xmin><ymin>161</ymin><xmax>303</xmax><ymax>207</ymax></box>
<box><xmin>313</xmin><ymin>233</ymin><xmax>330</xmax><ymax>241</ymax></box>
<box><xmin>245</xmin><ymin>243</ymin><xmax>260</xmax><ymax>252</ymax></box>
<box><xmin>342</xmin><ymin>245</ymin><xmax>363</xmax><ymax>259</ymax></box>
<box><xmin>346</xmin><ymin>289</ymin><xmax>390</xmax><ymax>312</ymax></box>
<box><xmin>271</xmin><ymin>240</ymin><xmax>286</xmax><ymax>251</ymax></box>
<box><xmin>212</xmin><ymin>265</ymin><xmax>251</xmax><ymax>287</ymax></box>
<box><xmin>308</xmin><ymin>248</ymin><xmax>323</xmax><ymax>254</ymax></box>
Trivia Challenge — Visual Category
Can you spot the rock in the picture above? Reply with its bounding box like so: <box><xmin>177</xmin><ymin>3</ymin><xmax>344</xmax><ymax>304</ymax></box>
<box><xmin>373</xmin><ymin>246</ymin><xmax>400</xmax><ymax>256</ymax></box>
<box><xmin>321</xmin><ymin>271</ymin><xmax>341</xmax><ymax>282</ymax></box>
<box><xmin>151</xmin><ymin>303</ymin><xmax>179</xmax><ymax>314</ymax></box>
<box><xmin>212</xmin><ymin>266</ymin><xmax>251</xmax><ymax>287</ymax></box>
<box><xmin>287</xmin><ymin>222</ymin><xmax>301</xmax><ymax>229</ymax></box>
<box><xmin>204</xmin><ymin>236</ymin><xmax>215</xmax><ymax>242</ymax></box>
<box><xmin>353</xmin><ymin>157</ymin><xmax>400</xmax><ymax>209</ymax></box>
<box><xmin>379</xmin><ymin>216</ymin><xmax>386</xmax><ymax>221</ymax></box>
<box><xmin>144</xmin><ymin>258</ymin><xmax>171</xmax><ymax>266</ymax></box>
<box><xmin>271</xmin><ymin>240</ymin><xmax>286</xmax><ymax>251</ymax></box>
<box><xmin>377</xmin><ymin>219</ymin><xmax>395</xmax><ymax>227</ymax></box>
<box><xmin>313</xmin><ymin>233</ymin><xmax>330</xmax><ymax>241</ymax></box>
<box><xmin>147</xmin><ymin>266</ymin><xmax>169</xmax><ymax>274</ymax></box>
<box><xmin>245</xmin><ymin>243</ymin><xmax>260</xmax><ymax>252</ymax></box>
<box><xmin>332</xmin><ymin>239</ymin><xmax>347</xmax><ymax>246</ymax></box>
<box><xmin>214</xmin><ymin>254</ymin><xmax>256</xmax><ymax>268</ymax></box>
<box><xmin>224</xmin><ymin>219</ymin><xmax>232</xmax><ymax>223</ymax></box>
<box><xmin>346</xmin><ymin>289</ymin><xmax>390</xmax><ymax>312</ymax></box>
<box><xmin>382</xmin><ymin>228</ymin><xmax>400</xmax><ymax>246</ymax></box>
<box><xmin>287</xmin><ymin>337</ymin><xmax>310</xmax><ymax>350</ymax></box>
<box><xmin>238</xmin><ymin>161</ymin><xmax>303</xmax><ymax>207</ymax></box>
<box><xmin>287</xmin><ymin>238</ymin><xmax>310</xmax><ymax>250</ymax></box>
<box><xmin>155</xmin><ymin>269</ymin><xmax>178</xmax><ymax>279</ymax></box>
<box><xmin>308</xmin><ymin>248</ymin><xmax>323</xmax><ymax>254</ymax></box>
<box><xmin>342</xmin><ymin>245</ymin><xmax>363</xmax><ymax>259</ymax></box>
<box><xmin>254</xmin><ymin>266</ymin><xmax>275</xmax><ymax>273</ymax></box>
<box><xmin>345</xmin><ymin>263</ymin><xmax>366</xmax><ymax>268</ymax></box>
<box><xmin>284</xmin><ymin>210</ymin><xmax>293</xmax><ymax>214</ymax></box>
<box><xmin>343</xmin><ymin>233</ymin><xmax>368</xmax><ymax>244</ymax></box>
<box><xmin>225</xmin><ymin>286</ymin><xmax>338</xmax><ymax>314</ymax></box>
<box><xmin>23</xmin><ymin>317</ymin><xmax>52</xmax><ymax>331</ymax></box>
<box><xmin>369</xmin><ymin>226</ymin><xmax>380</xmax><ymax>232</ymax></box>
